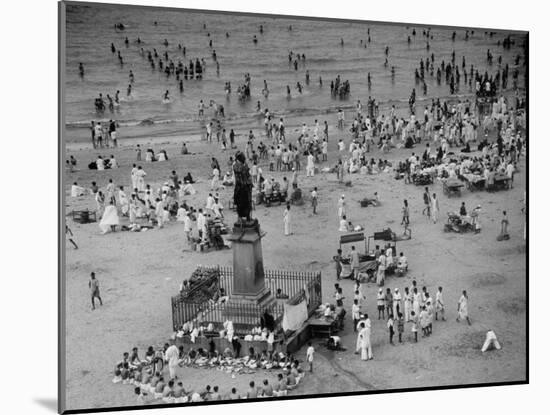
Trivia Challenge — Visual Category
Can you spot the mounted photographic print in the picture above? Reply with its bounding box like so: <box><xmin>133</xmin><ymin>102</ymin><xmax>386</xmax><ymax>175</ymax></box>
<box><xmin>59</xmin><ymin>1</ymin><xmax>528</xmax><ymax>413</ymax></box>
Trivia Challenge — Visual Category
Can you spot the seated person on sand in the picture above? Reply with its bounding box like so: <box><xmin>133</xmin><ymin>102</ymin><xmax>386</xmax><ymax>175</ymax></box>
<box><xmin>361</xmin><ymin>192</ymin><xmax>380</xmax><ymax>207</ymax></box>
<box><xmin>183</xmin><ymin>172</ymin><xmax>195</xmax><ymax>184</ymax></box>
<box><xmin>222</xmin><ymin>171</ymin><xmax>234</xmax><ymax>186</ymax></box>
<box><xmin>273</xmin><ymin>373</ymin><xmax>288</xmax><ymax>397</ymax></box>
<box><xmin>158</xmin><ymin>149</ymin><xmax>168</xmax><ymax>161</ymax></box>
<box><xmin>339</xmin><ymin>215</ymin><xmax>349</xmax><ymax>232</ymax></box>
<box><xmin>154</xmin><ymin>376</ymin><xmax>166</xmax><ymax>399</ymax></box>
<box><xmin>289</xmin><ymin>183</ymin><xmax>303</xmax><ymax>205</ymax></box>
<box><xmin>145</xmin><ymin>148</ymin><xmax>156</xmax><ymax>162</ymax></box>
<box><xmin>396</xmin><ymin>252</ymin><xmax>408</xmax><ymax>276</ymax></box>
<box><xmin>181</xmin><ymin>142</ymin><xmax>189</xmax><ymax>155</ymax></box>
<box><xmin>180</xmin><ymin>180</ymin><xmax>197</xmax><ymax>196</ymax></box>
<box><xmin>108</xmin><ymin>155</ymin><xmax>118</xmax><ymax>169</ymax></box>
<box><xmin>71</xmin><ymin>182</ymin><xmax>86</xmax><ymax>197</ymax></box>
<box><xmin>349</xmin><ymin>160</ymin><xmax>360</xmax><ymax>174</ymax></box>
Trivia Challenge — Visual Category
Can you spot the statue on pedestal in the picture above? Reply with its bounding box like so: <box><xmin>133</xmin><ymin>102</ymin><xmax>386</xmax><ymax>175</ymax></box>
<box><xmin>233</xmin><ymin>151</ymin><xmax>254</xmax><ymax>225</ymax></box>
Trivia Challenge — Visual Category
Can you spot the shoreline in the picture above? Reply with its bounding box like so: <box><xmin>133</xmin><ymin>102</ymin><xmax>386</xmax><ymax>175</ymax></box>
<box><xmin>64</xmin><ymin>88</ymin><xmax>524</xmax><ymax>152</ymax></box>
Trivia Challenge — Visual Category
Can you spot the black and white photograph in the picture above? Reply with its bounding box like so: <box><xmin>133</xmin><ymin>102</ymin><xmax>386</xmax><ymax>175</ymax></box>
<box><xmin>58</xmin><ymin>0</ymin><xmax>528</xmax><ymax>412</ymax></box>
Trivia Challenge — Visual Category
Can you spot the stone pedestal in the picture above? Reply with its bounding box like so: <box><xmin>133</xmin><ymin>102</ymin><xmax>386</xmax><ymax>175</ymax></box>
<box><xmin>225</xmin><ymin>220</ymin><xmax>275</xmax><ymax>313</ymax></box>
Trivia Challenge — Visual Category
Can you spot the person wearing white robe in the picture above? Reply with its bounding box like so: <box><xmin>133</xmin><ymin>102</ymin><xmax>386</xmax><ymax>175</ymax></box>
<box><xmin>71</xmin><ymin>183</ymin><xmax>86</xmax><ymax>197</ymax></box>
<box><xmin>129</xmin><ymin>197</ymin><xmax>138</xmax><ymax>225</ymax></box>
<box><xmin>109</xmin><ymin>156</ymin><xmax>118</xmax><ymax>169</ymax></box>
<box><xmin>130</xmin><ymin>165</ymin><xmax>138</xmax><ymax>190</ymax></box>
<box><xmin>393</xmin><ymin>288</ymin><xmax>402</xmax><ymax>318</ymax></box>
<box><xmin>412</xmin><ymin>288</ymin><xmax>421</xmax><ymax>317</ymax></box>
<box><xmin>99</xmin><ymin>201</ymin><xmax>119</xmax><ymax>234</ymax></box>
<box><xmin>403</xmin><ymin>287</ymin><xmax>412</xmax><ymax>322</ymax></box>
<box><xmin>211</xmin><ymin>167</ymin><xmax>220</xmax><ymax>190</ymax></box>
<box><xmin>164</xmin><ymin>344</ymin><xmax>179</xmax><ymax>380</ymax></box>
<box><xmin>155</xmin><ymin>198</ymin><xmax>164</xmax><ymax>228</ymax></box>
<box><xmin>196</xmin><ymin>209</ymin><xmax>206</xmax><ymax>240</ymax></box>
<box><xmin>135</xmin><ymin>167</ymin><xmax>147</xmax><ymax>192</ymax></box>
<box><xmin>118</xmin><ymin>187</ymin><xmax>129</xmax><ymax>216</ymax></box>
<box><xmin>337</xmin><ymin>195</ymin><xmax>346</xmax><ymax>219</ymax></box>
<box><xmin>183</xmin><ymin>213</ymin><xmax>192</xmax><ymax>244</ymax></box>
<box><xmin>306</xmin><ymin>153</ymin><xmax>315</xmax><ymax>177</ymax></box>
<box><xmin>376</xmin><ymin>253</ymin><xmax>386</xmax><ymax>286</ymax></box>
<box><xmin>283</xmin><ymin>204</ymin><xmax>291</xmax><ymax>236</ymax></box>
<box><xmin>481</xmin><ymin>330</ymin><xmax>501</xmax><ymax>352</ymax></box>
<box><xmin>181</xmin><ymin>182</ymin><xmax>196</xmax><ymax>195</ymax></box>
<box><xmin>358</xmin><ymin>323</ymin><xmax>373</xmax><ymax>361</ymax></box>
<box><xmin>176</xmin><ymin>206</ymin><xmax>187</xmax><ymax>222</ymax></box>
<box><xmin>96</xmin><ymin>157</ymin><xmax>105</xmax><ymax>171</ymax></box>
<box><xmin>385</xmin><ymin>246</ymin><xmax>393</xmax><ymax>267</ymax></box>
<box><xmin>205</xmin><ymin>194</ymin><xmax>215</xmax><ymax>211</ymax></box>
<box><xmin>456</xmin><ymin>290</ymin><xmax>471</xmax><ymax>325</ymax></box>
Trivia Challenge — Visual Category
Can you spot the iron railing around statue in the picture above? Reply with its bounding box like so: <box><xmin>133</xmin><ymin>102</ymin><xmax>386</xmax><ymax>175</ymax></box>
<box><xmin>171</xmin><ymin>266</ymin><xmax>322</xmax><ymax>333</ymax></box>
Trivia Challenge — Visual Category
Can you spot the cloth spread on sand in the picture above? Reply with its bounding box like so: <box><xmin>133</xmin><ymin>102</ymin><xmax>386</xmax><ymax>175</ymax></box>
<box><xmin>282</xmin><ymin>300</ymin><xmax>308</xmax><ymax>331</ymax></box>
<box><xmin>99</xmin><ymin>205</ymin><xmax>120</xmax><ymax>232</ymax></box>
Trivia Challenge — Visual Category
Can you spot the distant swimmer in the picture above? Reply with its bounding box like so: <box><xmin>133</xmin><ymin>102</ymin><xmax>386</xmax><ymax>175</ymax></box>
<box><xmin>124</xmin><ymin>37</ymin><xmax>129</xmax><ymax>46</ymax></box>
<box><xmin>340</xmin><ymin>38</ymin><xmax>344</xmax><ymax>46</ymax></box>
<box><xmin>129</xmin><ymin>70</ymin><xmax>134</xmax><ymax>83</ymax></box>
<box><xmin>79</xmin><ymin>62</ymin><xmax>84</xmax><ymax>78</ymax></box>
<box><xmin>260</xmin><ymin>25</ymin><xmax>263</xmax><ymax>34</ymax></box>
<box><xmin>256</xmin><ymin>101</ymin><xmax>261</xmax><ymax>112</ymax></box>
<box><xmin>163</xmin><ymin>39</ymin><xmax>169</xmax><ymax>46</ymax></box>
<box><xmin>163</xmin><ymin>90</ymin><xmax>170</xmax><ymax>101</ymax></box>
<box><xmin>253</xmin><ymin>35</ymin><xmax>258</xmax><ymax>44</ymax></box>
<box><xmin>385</xmin><ymin>46</ymin><xmax>389</xmax><ymax>55</ymax></box>
<box><xmin>226</xmin><ymin>32</ymin><xmax>230</xmax><ymax>38</ymax></box>
<box><xmin>154</xmin><ymin>21</ymin><xmax>158</xmax><ymax>26</ymax></box>
<box><xmin>412</xmin><ymin>28</ymin><xmax>416</xmax><ymax>36</ymax></box>
<box><xmin>286</xmin><ymin>85</ymin><xmax>291</xmax><ymax>97</ymax></box>
<box><xmin>115</xmin><ymin>90</ymin><xmax>120</xmax><ymax>104</ymax></box>
<box><xmin>319</xmin><ymin>76</ymin><xmax>323</xmax><ymax>87</ymax></box>
<box><xmin>137</xmin><ymin>37</ymin><xmax>141</xmax><ymax>44</ymax></box>
<box><xmin>407</xmin><ymin>35</ymin><xmax>411</xmax><ymax>44</ymax></box>
<box><xmin>127</xmin><ymin>84</ymin><xmax>132</xmax><ymax>97</ymax></box>
<box><xmin>305</xmin><ymin>70</ymin><xmax>310</xmax><ymax>85</ymax></box>
<box><xmin>114</xmin><ymin>23</ymin><xmax>125</xmax><ymax>31</ymax></box>
<box><xmin>111</xmin><ymin>43</ymin><xmax>116</xmax><ymax>53</ymax></box>
<box><xmin>179</xmin><ymin>80</ymin><xmax>184</xmax><ymax>93</ymax></box>
<box><xmin>209</xmin><ymin>39</ymin><xmax>213</xmax><ymax>48</ymax></box>
<box><xmin>289</xmin><ymin>25</ymin><xmax>292</xmax><ymax>31</ymax></box>
<box><xmin>296</xmin><ymin>82</ymin><xmax>303</xmax><ymax>94</ymax></box>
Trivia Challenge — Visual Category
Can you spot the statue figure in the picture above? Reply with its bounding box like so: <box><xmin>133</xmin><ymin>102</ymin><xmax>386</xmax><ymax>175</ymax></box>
<box><xmin>233</xmin><ymin>151</ymin><xmax>253</xmax><ymax>223</ymax></box>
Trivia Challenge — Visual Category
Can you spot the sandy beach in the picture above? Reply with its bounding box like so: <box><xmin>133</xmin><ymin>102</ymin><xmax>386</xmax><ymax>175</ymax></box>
<box><xmin>63</xmin><ymin>118</ymin><xmax>526</xmax><ymax>410</ymax></box>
